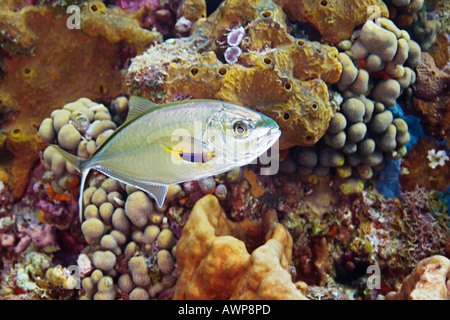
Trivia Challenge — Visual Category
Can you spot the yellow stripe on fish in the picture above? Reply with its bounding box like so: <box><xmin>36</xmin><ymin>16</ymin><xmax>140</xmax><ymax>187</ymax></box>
<box><xmin>160</xmin><ymin>143</ymin><xmax>216</xmax><ymax>164</ymax></box>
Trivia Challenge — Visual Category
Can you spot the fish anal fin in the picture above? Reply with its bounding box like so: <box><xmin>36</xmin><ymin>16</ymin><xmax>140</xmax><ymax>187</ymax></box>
<box><xmin>95</xmin><ymin>166</ymin><xmax>168</xmax><ymax>208</ymax></box>
<box><xmin>138</xmin><ymin>184</ymin><xmax>168</xmax><ymax>208</ymax></box>
<box><xmin>124</xmin><ymin>96</ymin><xmax>159</xmax><ymax>125</ymax></box>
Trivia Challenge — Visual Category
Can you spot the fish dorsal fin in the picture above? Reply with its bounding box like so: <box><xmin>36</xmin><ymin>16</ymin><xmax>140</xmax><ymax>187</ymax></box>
<box><xmin>123</xmin><ymin>96</ymin><xmax>159</xmax><ymax>125</ymax></box>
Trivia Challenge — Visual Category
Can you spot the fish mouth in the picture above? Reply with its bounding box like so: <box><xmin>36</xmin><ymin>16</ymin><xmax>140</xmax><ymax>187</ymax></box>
<box><xmin>238</xmin><ymin>127</ymin><xmax>280</xmax><ymax>164</ymax></box>
<box><xmin>257</xmin><ymin>127</ymin><xmax>281</xmax><ymax>149</ymax></box>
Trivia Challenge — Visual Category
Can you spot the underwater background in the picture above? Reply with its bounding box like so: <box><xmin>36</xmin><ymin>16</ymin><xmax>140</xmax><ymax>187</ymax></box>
<box><xmin>0</xmin><ymin>0</ymin><xmax>449</xmax><ymax>300</ymax></box>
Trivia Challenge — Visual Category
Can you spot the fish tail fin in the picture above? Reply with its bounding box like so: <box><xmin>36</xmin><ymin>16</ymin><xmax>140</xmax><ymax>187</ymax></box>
<box><xmin>49</xmin><ymin>145</ymin><xmax>89</xmax><ymax>222</ymax></box>
<box><xmin>78</xmin><ymin>167</ymin><xmax>91</xmax><ymax>222</ymax></box>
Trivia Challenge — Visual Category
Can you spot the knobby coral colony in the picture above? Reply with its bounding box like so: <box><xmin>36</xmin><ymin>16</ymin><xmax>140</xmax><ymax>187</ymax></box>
<box><xmin>0</xmin><ymin>0</ymin><xmax>449</xmax><ymax>301</ymax></box>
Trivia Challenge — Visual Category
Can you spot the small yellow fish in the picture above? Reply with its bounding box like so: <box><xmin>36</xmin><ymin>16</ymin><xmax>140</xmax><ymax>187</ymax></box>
<box><xmin>160</xmin><ymin>137</ymin><xmax>216</xmax><ymax>164</ymax></box>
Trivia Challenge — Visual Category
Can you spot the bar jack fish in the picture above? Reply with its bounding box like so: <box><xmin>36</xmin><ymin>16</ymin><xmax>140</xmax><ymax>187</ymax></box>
<box><xmin>51</xmin><ymin>96</ymin><xmax>281</xmax><ymax>221</ymax></box>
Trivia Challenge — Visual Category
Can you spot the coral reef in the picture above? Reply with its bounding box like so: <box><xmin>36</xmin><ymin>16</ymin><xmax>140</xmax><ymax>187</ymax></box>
<box><xmin>273</xmin><ymin>0</ymin><xmax>389</xmax><ymax>44</ymax></box>
<box><xmin>111</xmin><ymin>0</ymin><xmax>206</xmax><ymax>39</ymax></box>
<box><xmin>0</xmin><ymin>2</ymin><xmax>161</xmax><ymax>201</ymax></box>
<box><xmin>125</xmin><ymin>0</ymin><xmax>342</xmax><ymax>149</ymax></box>
<box><xmin>279</xmin><ymin>176</ymin><xmax>449</xmax><ymax>291</ymax></box>
<box><xmin>386</xmin><ymin>255</ymin><xmax>450</xmax><ymax>300</ymax></box>
<box><xmin>126</xmin><ymin>5</ymin><xmax>420</xmax><ymax>178</ymax></box>
<box><xmin>115</xmin><ymin>0</ymin><xmax>160</xmax><ymax>13</ymax></box>
<box><xmin>0</xmin><ymin>162</ymin><xmax>78</xmax><ymax>256</ymax></box>
<box><xmin>281</xmin><ymin>16</ymin><xmax>424</xmax><ymax>183</ymax></box>
<box><xmin>414</xmin><ymin>52</ymin><xmax>450</xmax><ymax>101</ymax></box>
<box><xmin>77</xmin><ymin>178</ymin><xmax>181</xmax><ymax>300</ymax></box>
<box><xmin>35</xmin><ymin>98</ymin><xmax>301</xmax><ymax>300</ymax></box>
<box><xmin>81</xmin><ymin>2</ymin><xmax>162</xmax><ymax>54</ymax></box>
<box><xmin>349</xmin><ymin>187</ymin><xmax>448</xmax><ymax>270</ymax></box>
<box><xmin>0</xmin><ymin>163</ymin><xmax>82</xmax><ymax>299</ymax></box>
<box><xmin>389</xmin><ymin>0</ymin><xmax>441</xmax><ymax>50</ymax></box>
<box><xmin>283</xmin><ymin>185</ymin><xmax>449</xmax><ymax>299</ymax></box>
<box><xmin>399</xmin><ymin>136</ymin><xmax>450</xmax><ymax>192</ymax></box>
<box><xmin>428</xmin><ymin>32</ymin><xmax>450</xmax><ymax>70</ymax></box>
<box><xmin>1</xmin><ymin>251</ymin><xmax>54</xmax><ymax>299</ymax></box>
<box><xmin>173</xmin><ymin>195</ymin><xmax>307</xmax><ymax>300</ymax></box>
<box><xmin>341</xmin><ymin>18</ymin><xmax>421</xmax><ymax>102</ymax></box>
<box><xmin>410</xmin><ymin>8</ymin><xmax>441</xmax><ymax>51</ymax></box>
<box><xmin>32</xmin><ymin>94</ymin><xmax>450</xmax><ymax>301</ymax></box>
<box><xmin>410</xmin><ymin>97</ymin><xmax>450</xmax><ymax>146</ymax></box>
<box><xmin>433</xmin><ymin>0</ymin><xmax>449</xmax><ymax>34</ymax></box>
<box><xmin>405</xmin><ymin>48</ymin><xmax>450</xmax><ymax>145</ymax></box>
<box><xmin>39</xmin><ymin>97</ymin><xmax>121</xmax><ymax>198</ymax></box>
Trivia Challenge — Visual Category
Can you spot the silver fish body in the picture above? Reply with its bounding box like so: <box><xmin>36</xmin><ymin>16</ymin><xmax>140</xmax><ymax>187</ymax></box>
<box><xmin>51</xmin><ymin>97</ymin><xmax>281</xmax><ymax>220</ymax></box>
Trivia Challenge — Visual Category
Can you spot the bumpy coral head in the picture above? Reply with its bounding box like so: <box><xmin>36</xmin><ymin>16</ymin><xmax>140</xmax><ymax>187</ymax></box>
<box><xmin>204</xmin><ymin>101</ymin><xmax>281</xmax><ymax>169</ymax></box>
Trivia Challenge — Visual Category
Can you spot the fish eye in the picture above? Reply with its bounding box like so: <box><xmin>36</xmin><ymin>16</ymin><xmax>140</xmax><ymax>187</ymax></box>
<box><xmin>233</xmin><ymin>121</ymin><xmax>248</xmax><ymax>138</ymax></box>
